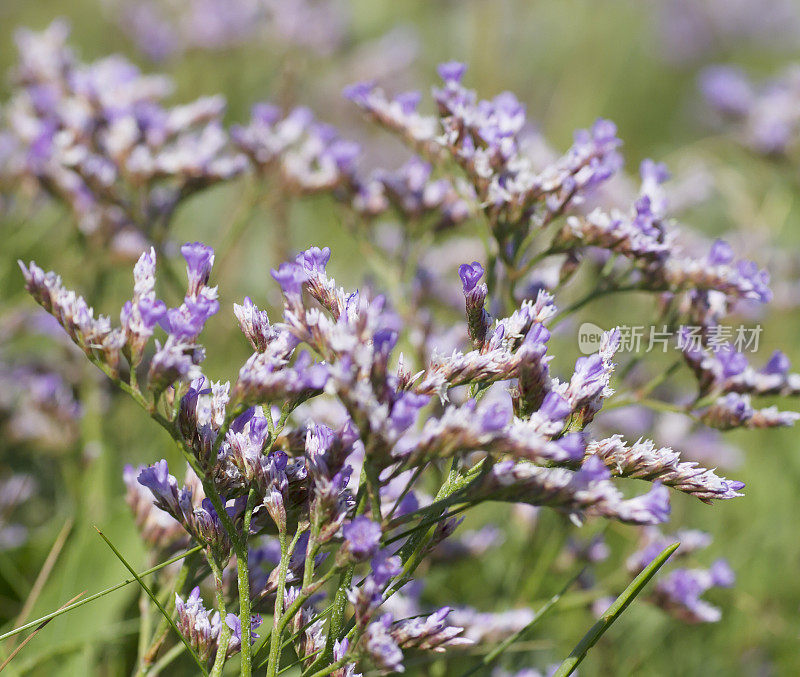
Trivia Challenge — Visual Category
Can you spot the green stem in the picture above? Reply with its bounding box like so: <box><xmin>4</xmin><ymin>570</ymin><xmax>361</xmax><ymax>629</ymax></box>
<box><xmin>386</xmin><ymin>463</ymin><xmax>474</xmax><ymax>598</ymax></box>
<box><xmin>266</xmin><ymin>527</ymin><xmax>303</xmax><ymax>677</ymax></box>
<box><xmin>95</xmin><ymin>528</ymin><xmax>209</xmax><ymax>676</ymax></box>
<box><xmin>551</xmin><ymin>542</ymin><xmax>679</xmax><ymax>677</ymax></box>
<box><xmin>315</xmin><ymin>566</ymin><xmax>353</xmax><ymax>671</ymax></box>
<box><xmin>364</xmin><ymin>463</ymin><xmax>384</xmax><ymax>523</ymax></box>
<box><xmin>237</xmin><ymin>488</ymin><xmax>259</xmax><ymax>677</ymax></box>
<box><xmin>146</xmin><ymin>642</ymin><xmax>186</xmax><ymax>676</ymax></box>
<box><xmin>459</xmin><ymin>566</ymin><xmax>584</xmax><ymax>676</ymax></box>
<box><xmin>208</xmin><ymin>554</ymin><xmax>232</xmax><ymax>677</ymax></box>
<box><xmin>302</xmin><ymin>530</ymin><xmax>318</xmax><ymax>590</ymax></box>
<box><xmin>141</xmin><ymin>553</ymin><xmax>197</xmax><ymax>670</ymax></box>
<box><xmin>135</xmin><ymin>582</ymin><xmax>152</xmax><ymax>677</ymax></box>
<box><xmin>304</xmin><ymin>656</ymin><xmax>349</xmax><ymax>677</ymax></box>
<box><xmin>0</xmin><ymin>546</ymin><xmax>202</xmax><ymax>643</ymax></box>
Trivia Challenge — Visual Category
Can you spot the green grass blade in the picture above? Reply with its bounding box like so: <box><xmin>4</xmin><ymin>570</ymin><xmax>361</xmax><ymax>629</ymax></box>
<box><xmin>459</xmin><ymin>566</ymin><xmax>586</xmax><ymax>677</ymax></box>
<box><xmin>0</xmin><ymin>545</ymin><xmax>202</xmax><ymax>643</ymax></box>
<box><xmin>551</xmin><ymin>542</ymin><xmax>679</xmax><ymax>677</ymax></box>
<box><xmin>94</xmin><ymin>528</ymin><xmax>209</xmax><ymax>677</ymax></box>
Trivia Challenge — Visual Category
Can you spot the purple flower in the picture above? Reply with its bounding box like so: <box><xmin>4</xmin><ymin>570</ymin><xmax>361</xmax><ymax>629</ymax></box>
<box><xmin>640</xmin><ymin>158</ymin><xmax>670</xmax><ymax>185</ymax></box>
<box><xmin>296</xmin><ymin>246</ymin><xmax>331</xmax><ymax>274</ymax></box>
<box><xmin>762</xmin><ymin>350</ymin><xmax>790</xmax><ymax>376</ymax></box>
<box><xmin>389</xmin><ymin>392</ymin><xmax>430</xmax><ymax>434</ymax></box>
<box><xmin>343</xmin><ymin>81</ymin><xmax>376</xmax><ymax>105</ymax></box>
<box><xmin>160</xmin><ymin>304</ymin><xmax>209</xmax><ymax>340</ymax></box>
<box><xmin>137</xmin><ymin>459</ymin><xmax>190</xmax><ymax>522</ymax></box>
<box><xmin>233</xmin><ymin>297</ymin><xmax>274</xmax><ymax>353</ymax></box>
<box><xmin>654</xmin><ymin>560</ymin><xmax>735</xmax><ymax>623</ymax></box>
<box><xmin>700</xmin><ymin>66</ymin><xmax>754</xmax><ymax>117</ymax></box>
<box><xmin>555</xmin><ymin>432</ymin><xmax>585</xmax><ymax>462</ymax></box>
<box><xmin>622</xmin><ymin>483</ymin><xmax>671</xmax><ymax>525</ymax></box>
<box><xmin>364</xmin><ymin>614</ymin><xmax>404</xmax><ymax>673</ymax></box>
<box><xmin>479</xmin><ymin>401</ymin><xmax>511</xmax><ymax>433</ymax></box>
<box><xmin>539</xmin><ymin>391</ymin><xmax>571</xmax><ymax>422</ymax></box>
<box><xmin>252</xmin><ymin>102</ymin><xmax>282</xmax><ymax>126</ymax></box>
<box><xmin>735</xmin><ymin>259</ymin><xmax>772</xmax><ymax>303</ymax></box>
<box><xmin>271</xmin><ymin>262</ymin><xmax>308</xmax><ymax>295</ymax></box>
<box><xmin>138</xmin><ymin>459</ymin><xmax>175</xmax><ymax>501</ymax></box>
<box><xmin>709</xmin><ymin>559</ymin><xmax>735</xmax><ymax>587</ymax></box>
<box><xmin>437</xmin><ymin>61</ymin><xmax>467</xmax><ymax>84</ymax></box>
<box><xmin>707</xmin><ymin>239</ymin><xmax>734</xmax><ymax>266</ymax></box>
<box><xmin>574</xmin><ymin>454</ymin><xmax>611</xmax><ymax>485</ymax></box>
<box><xmin>395</xmin><ymin>91</ymin><xmax>422</xmax><ymax>114</ymax></box>
<box><xmin>715</xmin><ymin>346</ymin><xmax>747</xmax><ymax>379</ymax></box>
<box><xmin>181</xmin><ymin>242</ymin><xmax>215</xmax><ymax>294</ymax></box>
<box><xmin>458</xmin><ymin>262</ymin><xmax>484</xmax><ymax>294</ymax></box>
<box><xmin>192</xmin><ymin>498</ymin><xmax>232</xmax><ymax>559</ymax></box>
<box><xmin>138</xmin><ymin>296</ymin><xmax>167</xmax><ymax>328</ymax></box>
<box><xmin>343</xmin><ymin>516</ymin><xmax>382</xmax><ymax>561</ymax></box>
<box><xmin>226</xmin><ymin>611</ymin><xmax>263</xmax><ymax>648</ymax></box>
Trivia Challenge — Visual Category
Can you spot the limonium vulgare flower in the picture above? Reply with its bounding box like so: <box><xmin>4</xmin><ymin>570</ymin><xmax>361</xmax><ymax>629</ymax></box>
<box><xmin>14</xmin><ymin>57</ymin><xmax>800</xmax><ymax>677</ymax></box>
<box><xmin>2</xmin><ymin>21</ymin><xmax>246</xmax><ymax>258</ymax></box>
<box><xmin>700</xmin><ymin>63</ymin><xmax>800</xmax><ymax>156</ymax></box>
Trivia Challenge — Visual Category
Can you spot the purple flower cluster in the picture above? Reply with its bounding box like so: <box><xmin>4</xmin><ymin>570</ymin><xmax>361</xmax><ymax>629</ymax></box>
<box><xmin>20</xmin><ymin>241</ymin><xmax>217</xmax><ymax>391</ymax></box>
<box><xmin>15</xmin><ymin>51</ymin><xmax>799</xmax><ymax>675</ymax></box>
<box><xmin>232</xmin><ymin>104</ymin><xmax>471</xmax><ymax>230</ymax></box>
<box><xmin>175</xmin><ymin>586</ymin><xmax>262</xmax><ymax>661</ymax></box>
<box><xmin>4</xmin><ymin>22</ymin><xmax>246</xmax><ymax>255</ymax></box>
<box><xmin>346</xmin><ymin>64</ymin><xmax>622</xmax><ymax>231</ymax></box>
<box><xmin>701</xmin><ymin>64</ymin><xmax>800</xmax><ymax>155</ymax></box>
<box><xmin>111</xmin><ymin>0</ymin><xmax>348</xmax><ymax>61</ymax></box>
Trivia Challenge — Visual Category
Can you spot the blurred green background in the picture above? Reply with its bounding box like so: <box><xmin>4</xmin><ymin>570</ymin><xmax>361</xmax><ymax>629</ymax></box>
<box><xmin>2</xmin><ymin>0</ymin><xmax>800</xmax><ymax>675</ymax></box>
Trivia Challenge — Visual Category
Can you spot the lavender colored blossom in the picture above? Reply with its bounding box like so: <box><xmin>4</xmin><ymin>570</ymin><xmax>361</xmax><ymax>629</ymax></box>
<box><xmin>701</xmin><ymin>62</ymin><xmax>800</xmax><ymax>155</ymax></box>
<box><xmin>15</xmin><ymin>52</ymin><xmax>794</xmax><ymax>673</ymax></box>
<box><xmin>4</xmin><ymin>23</ymin><xmax>246</xmax><ymax>253</ymax></box>
<box><xmin>700</xmin><ymin>392</ymin><xmax>800</xmax><ymax>430</ymax></box>
<box><xmin>585</xmin><ymin>435</ymin><xmax>745</xmax><ymax>503</ymax></box>
<box><xmin>342</xmin><ymin>516</ymin><xmax>382</xmax><ymax>562</ymax></box>
<box><xmin>474</xmin><ymin>456</ymin><xmax>670</xmax><ymax>526</ymax></box>
<box><xmin>175</xmin><ymin>586</ymin><xmax>262</xmax><ymax>660</ymax></box>
<box><xmin>123</xmin><ymin>464</ymin><xmax>185</xmax><ymax>547</ymax></box>
<box><xmin>652</xmin><ymin>560</ymin><xmax>735</xmax><ymax>623</ymax></box>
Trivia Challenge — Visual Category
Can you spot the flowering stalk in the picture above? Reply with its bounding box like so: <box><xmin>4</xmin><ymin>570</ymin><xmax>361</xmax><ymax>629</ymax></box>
<box><xmin>266</xmin><ymin>526</ymin><xmax>305</xmax><ymax>677</ymax></box>
<box><xmin>12</xmin><ymin>35</ymin><xmax>800</xmax><ymax>674</ymax></box>
<box><xmin>139</xmin><ymin>555</ymin><xmax>198</xmax><ymax>673</ymax></box>
<box><xmin>552</xmin><ymin>542</ymin><xmax>679</xmax><ymax>677</ymax></box>
<box><xmin>208</xmin><ymin>555</ymin><xmax>233</xmax><ymax>677</ymax></box>
<box><xmin>236</xmin><ymin>488</ymin><xmax>259</xmax><ymax>677</ymax></box>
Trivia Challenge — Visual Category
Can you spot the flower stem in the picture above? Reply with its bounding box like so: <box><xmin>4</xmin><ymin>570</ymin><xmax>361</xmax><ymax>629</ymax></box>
<box><xmin>551</xmin><ymin>542</ymin><xmax>679</xmax><ymax>677</ymax></box>
<box><xmin>140</xmin><ymin>552</ymin><xmax>197</xmax><ymax>672</ymax></box>
<box><xmin>208</xmin><ymin>554</ymin><xmax>232</xmax><ymax>677</ymax></box>
<box><xmin>304</xmin><ymin>655</ymin><xmax>349</xmax><ymax>677</ymax></box>
<box><xmin>266</xmin><ymin>526</ymin><xmax>303</xmax><ymax>677</ymax></box>
<box><xmin>237</xmin><ymin>488</ymin><xmax>259</xmax><ymax>677</ymax></box>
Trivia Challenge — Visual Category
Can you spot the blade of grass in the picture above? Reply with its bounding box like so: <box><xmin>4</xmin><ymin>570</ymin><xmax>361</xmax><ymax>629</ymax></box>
<box><xmin>459</xmin><ymin>566</ymin><xmax>586</xmax><ymax>677</ymax></box>
<box><xmin>0</xmin><ymin>545</ymin><xmax>202</xmax><ymax>643</ymax></box>
<box><xmin>147</xmin><ymin>642</ymin><xmax>187</xmax><ymax>676</ymax></box>
<box><xmin>10</xmin><ymin>518</ymin><xmax>73</xmax><ymax>643</ymax></box>
<box><xmin>0</xmin><ymin>592</ymin><xmax>84</xmax><ymax>673</ymax></box>
<box><xmin>13</xmin><ymin>618</ymin><xmax>141</xmax><ymax>673</ymax></box>
<box><xmin>551</xmin><ymin>542</ymin><xmax>679</xmax><ymax>677</ymax></box>
<box><xmin>93</xmin><ymin>528</ymin><xmax>209</xmax><ymax>677</ymax></box>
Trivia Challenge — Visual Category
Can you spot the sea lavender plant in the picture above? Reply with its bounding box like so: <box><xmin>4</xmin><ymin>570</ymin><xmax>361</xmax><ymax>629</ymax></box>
<box><xmin>700</xmin><ymin>64</ymin><xmax>800</xmax><ymax>156</ymax></box>
<box><xmin>106</xmin><ymin>0</ymin><xmax>349</xmax><ymax>62</ymax></box>
<box><xmin>11</xmin><ymin>58</ymin><xmax>800</xmax><ymax>677</ymax></box>
<box><xmin>3</xmin><ymin>21</ymin><xmax>246</xmax><ymax>258</ymax></box>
